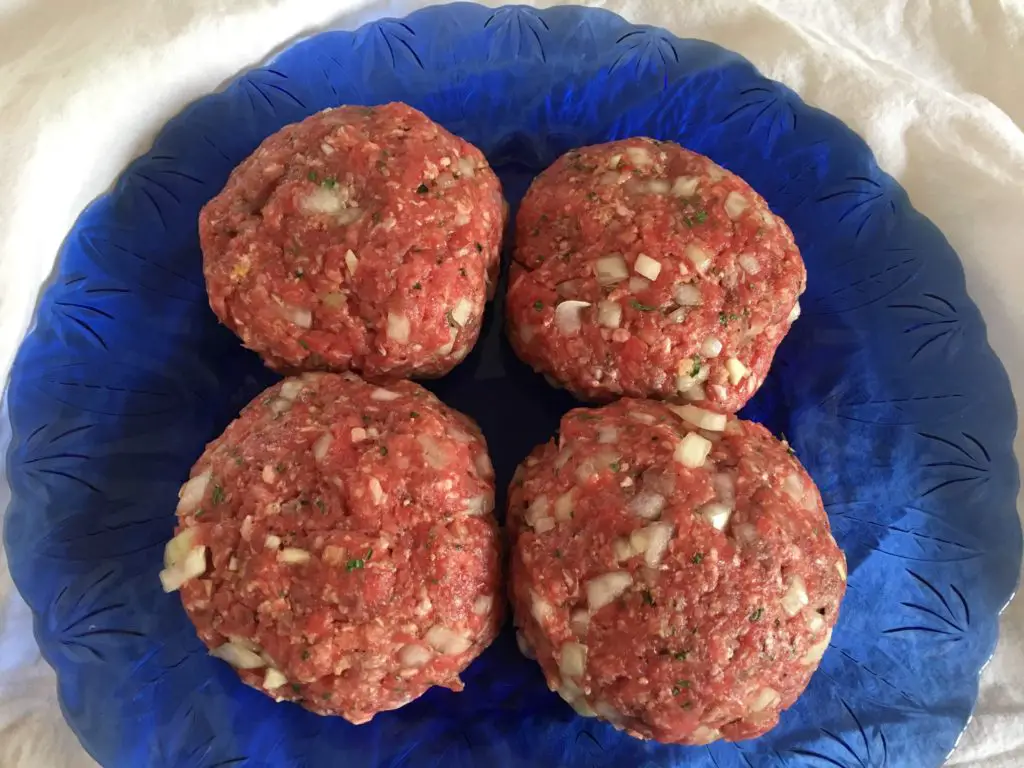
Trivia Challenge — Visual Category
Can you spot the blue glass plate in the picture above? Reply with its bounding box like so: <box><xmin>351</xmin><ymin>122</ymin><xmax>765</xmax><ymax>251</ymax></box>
<box><xmin>4</xmin><ymin>3</ymin><xmax>1020</xmax><ymax>766</ymax></box>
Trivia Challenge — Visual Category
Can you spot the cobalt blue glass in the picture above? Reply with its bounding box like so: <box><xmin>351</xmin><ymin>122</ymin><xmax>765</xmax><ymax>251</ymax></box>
<box><xmin>4</xmin><ymin>4</ymin><xmax>1020</xmax><ymax>766</ymax></box>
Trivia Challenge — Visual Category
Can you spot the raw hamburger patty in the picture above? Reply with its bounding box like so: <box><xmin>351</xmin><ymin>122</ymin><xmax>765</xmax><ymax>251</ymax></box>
<box><xmin>200</xmin><ymin>102</ymin><xmax>506</xmax><ymax>378</ymax></box>
<box><xmin>507</xmin><ymin>399</ymin><xmax>846</xmax><ymax>744</ymax></box>
<box><xmin>159</xmin><ymin>372</ymin><xmax>503</xmax><ymax>723</ymax></box>
<box><xmin>506</xmin><ymin>138</ymin><xmax>804</xmax><ymax>412</ymax></box>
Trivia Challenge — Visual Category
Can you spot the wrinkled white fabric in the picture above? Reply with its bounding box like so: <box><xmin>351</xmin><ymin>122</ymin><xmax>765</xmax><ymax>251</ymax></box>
<box><xmin>1</xmin><ymin>1</ymin><xmax>1022</xmax><ymax>765</ymax></box>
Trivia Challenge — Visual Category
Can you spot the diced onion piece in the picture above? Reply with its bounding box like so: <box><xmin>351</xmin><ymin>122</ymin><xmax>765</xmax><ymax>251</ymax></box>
<box><xmin>554</xmin><ymin>448</ymin><xmax>573</xmax><ymax>470</ymax></box>
<box><xmin>627</xmin><ymin>276</ymin><xmax>649</xmax><ymax>293</ymax></box>
<box><xmin>302</xmin><ymin>187</ymin><xmax>344</xmax><ymax>214</ymax></box>
<box><xmin>712</xmin><ymin>472</ymin><xmax>736</xmax><ymax>505</ymax></box>
<box><xmin>269</xmin><ymin>397</ymin><xmax>292</xmax><ymax>416</ymax></box>
<box><xmin>700</xmin><ymin>502</ymin><xmax>733</xmax><ymax>531</ymax></box>
<box><xmin>597</xmin><ymin>300</ymin><xmax>622</xmax><ymax>329</ymax></box>
<box><xmin>700</xmin><ymin>336</ymin><xmax>723</xmax><ymax>358</ymax></box>
<box><xmin>633</xmin><ymin>522</ymin><xmax>673</xmax><ymax>567</ymax></box>
<box><xmin>805</xmin><ymin>610</ymin><xmax>826</xmax><ymax>633</ymax></box>
<box><xmin>691</xmin><ymin>726</ymin><xmax>721</xmax><ymax>745</ymax></box>
<box><xmin>554</xmin><ymin>491</ymin><xmax>574</xmax><ymax>521</ymax></box>
<box><xmin>667</xmin><ymin>404</ymin><xmax>727</xmax><ymax>432</ymax></box>
<box><xmin>279</xmin><ymin>548</ymin><xmax>311</xmax><ymax>564</ymax></box>
<box><xmin>516</xmin><ymin>630</ymin><xmax>536</xmax><ymax>659</ymax></box>
<box><xmin>646</xmin><ymin>178</ymin><xmax>671</xmax><ymax>195</ymax></box>
<box><xmin>322</xmin><ymin>292</ymin><xmax>345</xmax><ymax>308</ymax></box>
<box><xmin>803</xmin><ymin>628</ymin><xmax>832</xmax><ymax>665</ymax></box>
<box><xmin>608</xmin><ymin>154</ymin><xmax>622</xmax><ymax>169</ymax></box>
<box><xmin>738</xmin><ymin>253</ymin><xmax>760</xmax><ymax>274</ymax></box>
<box><xmin>450</xmin><ymin>297</ymin><xmax>474</xmax><ymax>327</ymax></box>
<box><xmin>595</xmin><ymin>255</ymin><xmax>629</xmax><ymax>285</ymax></box>
<box><xmin>559</xmin><ymin>643</ymin><xmax>588</xmax><ymax>679</ymax></box>
<box><xmin>371</xmin><ymin>387</ymin><xmax>401</xmax><ymax>401</ymax></box>
<box><xmin>593</xmin><ymin>700</ymin><xmax>624</xmax><ymax>726</ymax></box>
<box><xmin>177</xmin><ymin>470</ymin><xmax>212</xmax><ymax>513</ymax></box>
<box><xmin>682</xmin><ymin>383</ymin><xmax>707</xmax><ymax>401</ymax></box>
<box><xmin>475</xmin><ymin>453</ymin><xmax>494</xmax><ymax>479</ymax></box>
<box><xmin>526</xmin><ymin>495</ymin><xmax>550</xmax><ymax>527</ymax></box>
<box><xmin>748</xmin><ymin>687</ymin><xmax>781</xmax><ymax>713</ymax></box>
<box><xmin>534</xmin><ymin>517</ymin><xmax>556</xmax><ymax>533</ymax></box>
<box><xmin>462</xmin><ymin>494</ymin><xmax>491</xmax><ymax>516</ymax></box>
<box><xmin>211</xmin><ymin>641</ymin><xmax>266</xmax><ymax>670</ymax></box>
<box><xmin>312</xmin><ymin>433</ymin><xmax>332</xmax><ymax>461</ymax></box>
<box><xmin>164</xmin><ymin>528</ymin><xmax>196</xmax><ymax>568</ymax></box>
<box><xmin>685</xmin><ymin>243</ymin><xmax>711</xmax><ymax>272</ymax></box>
<box><xmin>612</xmin><ymin>537</ymin><xmax>635</xmax><ymax>562</ymax></box>
<box><xmin>457</xmin><ymin>155</ymin><xmax>476</xmax><ymax>178</ymax></box>
<box><xmin>425</xmin><ymin>625</ymin><xmax>472</xmax><ymax>656</ymax></box>
<box><xmin>634</xmin><ymin>254</ymin><xmax>662</xmax><ymax>281</ymax></box>
<box><xmin>159</xmin><ymin>544</ymin><xmax>208</xmax><ymax>592</ymax></box>
<box><xmin>783</xmin><ymin>473</ymin><xmax>805</xmax><ymax>501</ymax></box>
<box><xmin>531</xmin><ymin>592</ymin><xmax>553</xmax><ymax>624</ymax></box>
<box><xmin>473</xmin><ymin>595</ymin><xmax>493</xmax><ymax>616</ymax></box>
<box><xmin>263</xmin><ymin>668</ymin><xmax>288</xmax><ymax>690</ymax></box>
<box><xmin>726</xmin><ymin>357</ymin><xmax>749</xmax><ymax>385</ymax></box>
<box><xmin>672</xmin><ymin>176</ymin><xmax>699</xmax><ymax>197</ymax></box>
<box><xmin>674</xmin><ymin>432</ymin><xmax>712</xmax><ymax>468</ymax></box>
<box><xmin>629</xmin><ymin>410</ymin><xmax>656</xmax><ymax>424</ymax></box>
<box><xmin>387</xmin><ymin>312</ymin><xmax>410</xmax><ymax>343</ymax></box>
<box><xmin>836</xmin><ymin>559</ymin><xmax>848</xmax><ymax>580</ymax></box>
<box><xmin>781</xmin><ymin>575</ymin><xmax>810</xmax><ymax>616</ymax></box>
<box><xmin>788</xmin><ymin>301</ymin><xmax>802</xmax><ymax>323</ymax></box>
<box><xmin>734</xmin><ymin>522</ymin><xmax>759</xmax><ymax>544</ymax></box>
<box><xmin>724</xmin><ymin>191</ymin><xmax>749</xmax><ymax>219</ymax></box>
<box><xmin>344</xmin><ymin>249</ymin><xmax>359</xmax><ymax>274</ymax></box>
<box><xmin>279</xmin><ymin>379</ymin><xmax>305</xmax><ymax>400</ymax></box>
<box><xmin>368</xmin><ymin>476</ymin><xmax>385</xmax><ymax>505</ymax></box>
<box><xmin>626</xmin><ymin>146</ymin><xmax>653</xmax><ymax>167</ymax></box>
<box><xmin>585</xmin><ymin>571</ymin><xmax>633</xmax><ymax>611</ymax></box>
<box><xmin>264</xmin><ymin>535</ymin><xmax>281</xmax><ymax>550</ymax></box>
<box><xmin>555</xmin><ymin>300</ymin><xmax>590</xmax><ymax>335</ymax></box>
<box><xmin>597</xmin><ymin>426</ymin><xmax>618</xmax><ymax>444</ymax></box>
<box><xmin>283</xmin><ymin>304</ymin><xmax>312</xmax><ymax>329</ymax></box>
<box><xmin>417</xmin><ymin>434</ymin><xmax>449</xmax><ymax>469</ymax></box>
<box><xmin>399</xmin><ymin>643</ymin><xmax>433</xmax><ymax>668</ymax></box>
<box><xmin>570</xmin><ymin>609</ymin><xmax>591</xmax><ymax>637</ymax></box>
<box><xmin>673</xmin><ymin>282</ymin><xmax>703</xmax><ymax>307</ymax></box>
<box><xmin>628</xmin><ymin>491</ymin><xmax>666</xmax><ymax>520</ymax></box>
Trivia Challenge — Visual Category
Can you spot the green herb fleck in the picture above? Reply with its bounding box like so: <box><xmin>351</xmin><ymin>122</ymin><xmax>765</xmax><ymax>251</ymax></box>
<box><xmin>533</xmin><ymin>300</ymin><xmax>544</xmax><ymax>311</ymax></box>
<box><xmin>689</xmin><ymin>356</ymin><xmax>702</xmax><ymax>378</ymax></box>
<box><xmin>718</xmin><ymin>311</ymin><xmax>740</xmax><ymax>327</ymax></box>
<box><xmin>372</xmin><ymin>211</ymin><xmax>382</xmax><ymax>224</ymax></box>
<box><xmin>671</xmin><ymin>680</ymin><xmax>692</xmax><ymax>696</ymax></box>
<box><xmin>298</xmin><ymin>339</ymin><xmax>309</xmax><ymax>350</ymax></box>
<box><xmin>291</xmin><ymin>683</ymin><xmax>302</xmax><ymax>693</ymax></box>
<box><xmin>576</xmin><ymin>413</ymin><xmax>598</xmax><ymax>422</ymax></box>
<box><xmin>194</xmin><ymin>509</ymin><xmax>204</xmax><ymax>518</ymax></box>
<box><xmin>554</xmin><ymin>549</ymin><xmax>563</xmax><ymax>559</ymax></box>
<box><xmin>410</xmin><ymin>411</ymin><xmax>420</xmax><ymax>418</ymax></box>
<box><xmin>321</xmin><ymin>177</ymin><xmax>337</xmax><ymax>189</ymax></box>
<box><xmin>275</xmin><ymin>463</ymin><xmax>285</xmax><ymax>473</ymax></box>
<box><xmin>379</xmin><ymin>446</ymin><xmax>388</xmax><ymax>457</ymax></box>
<box><xmin>301</xmin><ymin>650</ymin><xmax>310</xmax><ymax>661</ymax></box>
<box><xmin>691</xmin><ymin>552</ymin><xmax>704</xmax><ymax>565</ymax></box>
<box><xmin>294</xmin><ymin>268</ymin><xmax>304</xmax><ymax>278</ymax></box>
<box><xmin>416</xmin><ymin>183</ymin><xmax>429</xmax><ymax>194</ymax></box>
<box><xmin>750</xmin><ymin>607</ymin><xmax>764</xmax><ymax>622</ymax></box>
<box><xmin>307</xmin><ymin>170</ymin><xmax>318</xmax><ymax>182</ymax></box>
<box><xmin>234</xmin><ymin>456</ymin><xmax>244</xmax><ymax>466</ymax></box>
<box><xmin>211</xmin><ymin>484</ymin><xmax>225</xmax><ymax>505</ymax></box>
<box><xmin>322</xmin><ymin>692</ymin><xmax>332</xmax><ymax>700</ymax></box>
<box><xmin>412</xmin><ymin>281</ymin><xmax>422</xmax><ymax>290</ymax></box>
<box><xmin>586</xmin><ymin>192</ymin><xmax>598</xmax><ymax>202</ymax></box>
<box><xmin>694</xmin><ymin>210</ymin><xmax>708</xmax><ymax>224</ymax></box>
<box><xmin>475</xmin><ymin>242</ymin><xmax>483</xmax><ymax>252</ymax></box>
<box><xmin>376</xmin><ymin>160</ymin><xmax>388</xmax><ymax>173</ymax></box>
<box><xmin>681</xmin><ymin>701</ymin><xmax>694</xmax><ymax>710</ymax></box>
<box><xmin>346</xmin><ymin>557</ymin><xmax>365</xmax><ymax>571</ymax></box>
<box><xmin>631</xmin><ymin>299</ymin><xmax>657</xmax><ymax>312</ymax></box>
<box><xmin>365</xmin><ymin>548</ymin><xmax>373</xmax><ymax>561</ymax></box>
<box><xmin>673</xmin><ymin>650</ymin><xmax>689</xmax><ymax>661</ymax></box>
<box><xmin>610</xmin><ymin>461</ymin><xmax>621</xmax><ymax>473</ymax></box>
<box><xmin>642</xmin><ymin>589</ymin><xmax>655</xmax><ymax>606</ymax></box>
<box><xmin>315</xmin><ymin>498</ymin><xmax>326</xmax><ymax>514</ymax></box>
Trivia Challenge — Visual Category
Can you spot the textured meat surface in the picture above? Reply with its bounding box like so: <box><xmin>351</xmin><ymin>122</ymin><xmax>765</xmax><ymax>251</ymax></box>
<box><xmin>506</xmin><ymin>138</ymin><xmax>804</xmax><ymax>412</ymax></box>
<box><xmin>167</xmin><ymin>372</ymin><xmax>502</xmax><ymax>723</ymax></box>
<box><xmin>200</xmin><ymin>102</ymin><xmax>506</xmax><ymax>378</ymax></box>
<box><xmin>507</xmin><ymin>399</ymin><xmax>845</xmax><ymax>744</ymax></box>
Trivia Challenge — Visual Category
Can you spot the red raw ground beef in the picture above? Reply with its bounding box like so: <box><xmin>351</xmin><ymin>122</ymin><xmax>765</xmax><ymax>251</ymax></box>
<box><xmin>507</xmin><ymin>398</ymin><xmax>846</xmax><ymax>744</ymax></box>
<box><xmin>159</xmin><ymin>372</ymin><xmax>503</xmax><ymax>724</ymax></box>
<box><xmin>506</xmin><ymin>138</ymin><xmax>804</xmax><ymax>413</ymax></box>
<box><xmin>200</xmin><ymin>102</ymin><xmax>506</xmax><ymax>379</ymax></box>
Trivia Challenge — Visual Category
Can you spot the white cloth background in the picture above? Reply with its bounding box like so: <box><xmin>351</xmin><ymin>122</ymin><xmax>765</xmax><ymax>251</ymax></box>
<box><xmin>1</xmin><ymin>0</ymin><xmax>1022</xmax><ymax>765</ymax></box>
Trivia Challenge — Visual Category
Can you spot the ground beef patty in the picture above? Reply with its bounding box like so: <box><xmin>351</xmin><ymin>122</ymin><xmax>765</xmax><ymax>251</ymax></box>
<box><xmin>200</xmin><ymin>102</ymin><xmax>506</xmax><ymax>378</ymax></box>
<box><xmin>507</xmin><ymin>399</ymin><xmax>845</xmax><ymax>744</ymax></box>
<box><xmin>159</xmin><ymin>372</ymin><xmax>502</xmax><ymax>723</ymax></box>
<box><xmin>506</xmin><ymin>138</ymin><xmax>804</xmax><ymax>412</ymax></box>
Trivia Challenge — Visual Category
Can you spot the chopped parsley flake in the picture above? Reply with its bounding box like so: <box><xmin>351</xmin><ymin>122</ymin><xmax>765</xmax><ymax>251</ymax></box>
<box><xmin>631</xmin><ymin>299</ymin><xmax>657</xmax><ymax>312</ymax></box>
<box><xmin>321</xmin><ymin>177</ymin><xmax>337</xmax><ymax>189</ymax></box>
<box><xmin>372</xmin><ymin>211</ymin><xmax>382</xmax><ymax>224</ymax></box>
<box><xmin>416</xmin><ymin>183</ymin><xmax>429</xmax><ymax>194</ymax></box>
<box><xmin>554</xmin><ymin>549</ymin><xmax>563</xmax><ymax>559</ymax></box>
<box><xmin>379</xmin><ymin>446</ymin><xmax>388</xmax><ymax>457</ymax></box>
<box><xmin>211</xmin><ymin>484</ymin><xmax>225</xmax><ymax>505</ymax></box>
<box><xmin>672</xmin><ymin>680</ymin><xmax>692</xmax><ymax>696</ymax></box>
<box><xmin>315</xmin><ymin>498</ymin><xmax>326</xmax><ymax>513</ymax></box>
<box><xmin>301</xmin><ymin>650</ymin><xmax>310</xmax><ymax>660</ymax></box>
<box><xmin>307</xmin><ymin>170</ymin><xmax>318</xmax><ymax>182</ymax></box>
<box><xmin>410</xmin><ymin>411</ymin><xmax>420</xmax><ymax>418</ymax></box>
<box><xmin>412</xmin><ymin>282</ymin><xmax>422</xmax><ymax>290</ymax></box>
<box><xmin>291</xmin><ymin>683</ymin><xmax>301</xmax><ymax>693</ymax></box>
<box><xmin>719</xmin><ymin>311</ymin><xmax>740</xmax><ymax>327</ymax></box>
<box><xmin>533</xmin><ymin>300</ymin><xmax>544</xmax><ymax>311</ymax></box>
<box><xmin>475</xmin><ymin>242</ymin><xmax>483</xmax><ymax>252</ymax></box>
<box><xmin>610</xmin><ymin>461</ymin><xmax>621</xmax><ymax>472</ymax></box>
<box><xmin>689</xmin><ymin>356</ymin><xmax>702</xmax><ymax>378</ymax></box>
<box><xmin>750</xmin><ymin>607</ymin><xmax>764</xmax><ymax>622</ymax></box>
<box><xmin>642</xmin><ymin>589</ymin><xmax>655</xmax><ymax>606</ymax></box>
<box><xmin>298</xmin><ymin>339</ymin><xmax>309</xmax><ymax>350</ymax></box>
<box><xmin>294</xmin><ymin>268</ymin><xmax>304</xmax><ymax>278</ymax></box>
<box><xmin>346</xmin><ymin>558</ymin><xmax>365</xmax><ymax>571</ymax></box>
<box><xmin>194</xmin><ymin>509</ymin><xmax>204</xmax><ymax>518</ymax></box>
<box><xmin>691</xmin><ymin>552</ymin><xmax>704</xmax><ymax>564</ymax></box>
<box><xmin>322</xmin><ymin>692</ymin><xmax>332</xmax><ymax>700</ymax></box>
<box><xmin>673</xmin><ymin>650</ymin><xmax>688</xmax><ymax>660</ymax></box>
